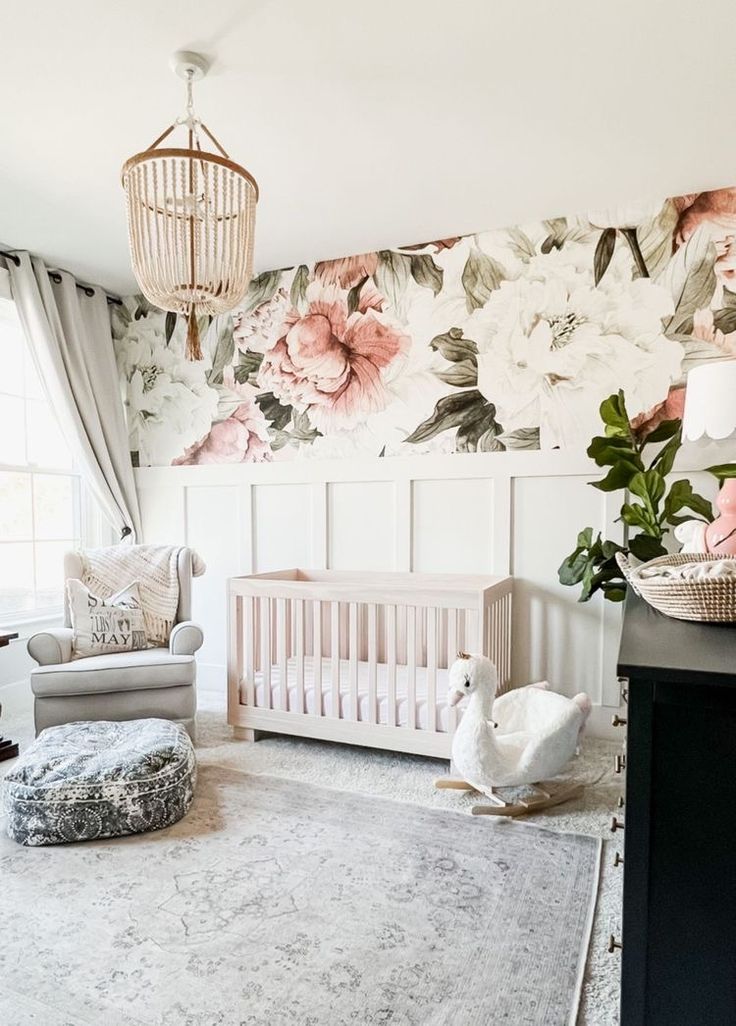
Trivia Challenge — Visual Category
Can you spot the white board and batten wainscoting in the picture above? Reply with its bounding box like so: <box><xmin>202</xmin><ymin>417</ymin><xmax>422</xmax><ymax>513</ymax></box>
<box><xmin>134</xmin><ymin>450</ymin><xmax>721</xmax><ymax>742</ymax></box>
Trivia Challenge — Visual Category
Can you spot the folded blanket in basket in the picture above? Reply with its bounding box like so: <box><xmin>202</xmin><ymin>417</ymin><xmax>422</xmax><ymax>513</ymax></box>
<box><xmin>639</xmin><ymin>558</ymin><xmax>736</xmax><ymax>581</ymax></box>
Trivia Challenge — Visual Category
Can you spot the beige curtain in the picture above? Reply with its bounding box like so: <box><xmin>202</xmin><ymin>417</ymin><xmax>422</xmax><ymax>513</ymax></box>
<box><xmin>5</xmin><ymin>251</ymin><xmax>142</xmax><ymax>541</ymax></box>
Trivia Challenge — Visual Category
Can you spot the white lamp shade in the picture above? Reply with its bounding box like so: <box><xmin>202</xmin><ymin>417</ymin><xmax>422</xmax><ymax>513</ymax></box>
<box><xmin>682</xmin><ymin>360</ymin><xmax>736</xmax><ymax>441</ymax></box>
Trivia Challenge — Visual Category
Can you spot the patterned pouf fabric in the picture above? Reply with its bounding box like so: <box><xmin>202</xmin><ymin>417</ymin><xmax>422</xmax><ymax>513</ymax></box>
<box><xmin>2</xmin><ymin>718</ymin><xmax>196</xmax><ymax>846</ymax></box>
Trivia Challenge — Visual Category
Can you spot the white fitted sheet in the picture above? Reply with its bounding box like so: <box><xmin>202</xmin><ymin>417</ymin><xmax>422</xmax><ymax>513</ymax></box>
<box><xmin>240</xmin><ymin>656</ymin><xmax>461</xmax><ymax>733</ymax></box>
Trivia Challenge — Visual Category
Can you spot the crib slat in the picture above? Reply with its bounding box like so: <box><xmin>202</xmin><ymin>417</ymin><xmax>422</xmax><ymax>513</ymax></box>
<box><xmin>407</xmin><ymin>605</ymin><xmax>417</xmax><ymax>729</ymax></box>
<box><xmin>227</xmin><ymin>593</ymin><xmax>243</xmax><ymax>717</ymax></box>
<box><xmin>295</xmin><ymin>598</ymin><xmax>305</xmax><ymax>714</ymax></box>
<box><xmin>244</xmin><ymin>596</ymin><xmax>255</xmax><ymax>708</ymax></box>
<box><xmin>277</xmin><ymin>598</ymin><xmax>288</xmax><ymax>711</ymax></box>
<box><xmin>427</xmin><ymin>605</ymin><xmax>437</xmax><ymax>733</ymax></box>
<box><xmin>387</xmin><ymin>604</ymin><xmax>397</xmax><ymax>727</ymax></box>
<box><xmin>367</xmin><ymin>603</ymin><xmax>378</xmax><ymax>724</ymax></box>
<box><xmin>447</xmin><ymin>607</ymin><xmax>458</xmax><ymax>733</ymax></box>
<box><xmin>313</xmin><ymin>600</ymin><xmax>323</xmax><ymax>716</ymax></box>
<box><xmin>349</xmin><ymin>602</ymin><xmax>358</xmax><ymax>722</ymax></box>
<box><xmin>331</xmin><ymin>601</ymin><xmax>340</xmax><ymax>719</ymax></box>
<box><xmin>260</xmin><ymin>596</ymin><xmax>271</xmax><ymax>709</ymax></box>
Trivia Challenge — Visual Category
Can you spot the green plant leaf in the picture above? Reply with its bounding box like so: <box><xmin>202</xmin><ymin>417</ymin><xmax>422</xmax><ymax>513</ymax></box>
<box><xmin>409</xmin><ymin>254</ymin><xmax>444</xmax><ymax>296</ymax></box>
<box><xmin>461</xmin><ymin>248</ymin><xmax>506</xmax><ymax>311</ymax></box>
<box><xmin>706</xmin><ymin>463</ymin><xmax>736</xmax><ymax>481</ymax></box>
<box><xmin>663</xmin><ymin>479</ymin><xmax>713</xmax><ymax>523</ymax></box>
<box><xmin>436</xmin><ymin>361</ymin><xmax>478</xmax><ymax>387</ymax></box>
<box><xmin>405</xmin><ymin>390</ymin><xmax>487</xmax><ymax>444</ymax></box>
<box><xmin>657</xmin><ymin>226</ymin><xmax>717</xmax><ymax>335</ymax></box>
<box><xmin>587</xmin><ymin>434</ymin><xmax>642</xmax><ymax>469</ymax></box>
<box><xmin>429</xmin><ymin>328</ymin><xmax>478</xmax><ymax>363</ymax></box>
<box><xmin>628</xmin><ymin>469</ymin><xmax>666</xmax><ymax>512</ymax></box>
<box><xmin>591</xmin><ymin>459</ymin><xmax>642</xmax><ymax>492</ymax></box>
<box><xmin>649</xmin><ymin>431</ymin><xmax>681</xmax><ymax>478</ymax></box>
<box><xmin>620</xmin><ymin>502</ymin><xmax>658</xmax><ymax>533</ymax></box>
<box><xmin>628</xmin><ymin>534</ymin><xmax>667</xmax><ymax>561</ymax></box>
<box><xmin>289</xmin><ymin>264</ymin><xmax>310</xmax><ymax>311</ymax></box>
<box><xmin>598</xmin><ymin>390</ymin><xmax>632</xmax><ymax>438</ymax></box>
<box><xmin>594</xmin><ymin>228</ymin><xmax>617</xmax><ymax>285</ymax></box>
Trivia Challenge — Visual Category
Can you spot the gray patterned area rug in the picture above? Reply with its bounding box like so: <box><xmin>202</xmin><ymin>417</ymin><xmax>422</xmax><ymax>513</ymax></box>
<box><xmin>0</xmin><ymin>767</ymin><xmax>601</xmax><ymax>1026</ymax></box>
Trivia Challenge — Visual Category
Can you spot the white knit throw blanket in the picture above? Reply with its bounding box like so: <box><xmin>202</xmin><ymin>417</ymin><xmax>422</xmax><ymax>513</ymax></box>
<box><xmin>80</xmin><ymin>545</ymin><xmax>205</xmax><ymax>646</ymax></box>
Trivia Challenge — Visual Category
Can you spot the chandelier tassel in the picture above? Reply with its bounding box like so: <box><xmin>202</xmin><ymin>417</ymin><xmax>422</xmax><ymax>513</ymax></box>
<box><xmin>185</xmin><ymin>305</ymin><xmax>202</xmax><ymax>361</ymax></box>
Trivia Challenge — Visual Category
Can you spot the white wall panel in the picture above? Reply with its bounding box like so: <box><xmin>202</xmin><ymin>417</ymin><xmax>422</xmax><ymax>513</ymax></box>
<box><xmin>412</xmin><ymin>478</ymin><xmax>494</xmax><ymax>574</ymax></box>
<box><xmin>184</xmin><ymin>485</ymin><xmax>240</xmax><ymax>678</ymax></box>
<box><xmin>328</xmin><ymin>481</ymin><xmax>396</xmax><ymax>571</ymax></box>
<box><xmin>511</xmin><ymin>476</ymin><xmax>616</xmax><ymax>702</ymax></box>
<box><xmin>253</xmin><ymin>483</ymin><xmax>313</xmax><ymax>572</ymax></box>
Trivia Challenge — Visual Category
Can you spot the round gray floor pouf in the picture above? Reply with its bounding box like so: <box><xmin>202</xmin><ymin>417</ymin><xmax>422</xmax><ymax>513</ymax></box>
<box><xmin>2</xmin><ymin>718</ymin><xmax>196</xmax><ymax>846</ymax></box>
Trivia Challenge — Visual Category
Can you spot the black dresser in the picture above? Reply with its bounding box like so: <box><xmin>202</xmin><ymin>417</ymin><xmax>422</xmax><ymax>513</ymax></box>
<box><xmin>616</xmin><ymin>593</ymin><xmax>736</xmax><ymax>1025</ymax></box>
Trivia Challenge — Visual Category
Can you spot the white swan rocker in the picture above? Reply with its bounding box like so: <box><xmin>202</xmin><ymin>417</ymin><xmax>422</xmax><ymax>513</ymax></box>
<box><xmin>435</xmin><ymin>653</ymin><xmax>592</xmax><ymax>817</ymax></box>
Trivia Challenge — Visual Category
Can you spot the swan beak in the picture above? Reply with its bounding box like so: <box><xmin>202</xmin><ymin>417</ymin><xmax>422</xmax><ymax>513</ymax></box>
<box><xmin>448</xmin><ymin>689</ymin><xmax>465</xmax><ymax>707</ymax></box>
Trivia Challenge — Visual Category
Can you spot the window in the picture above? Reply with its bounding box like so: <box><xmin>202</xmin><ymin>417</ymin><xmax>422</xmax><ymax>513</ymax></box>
<box><xmin>0</xmin><ymin>292</ymin><xmax>81</xmax><ymax>619</ymax></box>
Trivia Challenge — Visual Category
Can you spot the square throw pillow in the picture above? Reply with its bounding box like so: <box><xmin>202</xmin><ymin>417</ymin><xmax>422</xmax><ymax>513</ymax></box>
<box><xmin>67</xmin><ymin>579</ymin><xmax>148</xmax><ymax>659</ymax></box>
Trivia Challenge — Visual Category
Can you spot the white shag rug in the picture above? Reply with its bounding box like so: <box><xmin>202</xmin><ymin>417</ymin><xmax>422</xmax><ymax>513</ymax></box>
<box><xmin>0</xmin><ymin>684</ymin><xmax>622</xmax><ymax>1025</ymax></box>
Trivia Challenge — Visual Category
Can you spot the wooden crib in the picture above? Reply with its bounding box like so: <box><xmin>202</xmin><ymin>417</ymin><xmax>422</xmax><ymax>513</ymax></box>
<box><xmin>227</xmin><ymin>569</ymin><xmax>513</xmax><ymax>759</ymax></box>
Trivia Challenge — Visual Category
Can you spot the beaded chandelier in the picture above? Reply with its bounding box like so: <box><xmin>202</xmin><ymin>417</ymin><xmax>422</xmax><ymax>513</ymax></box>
<box><xmin>121</xmin><ymin>52</ymin><xmax>258</xmax><ymax>360</ymax></box>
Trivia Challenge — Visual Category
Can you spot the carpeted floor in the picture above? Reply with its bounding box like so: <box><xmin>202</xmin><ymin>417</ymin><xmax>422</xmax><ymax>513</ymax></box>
<box><xmin>0</xmin><ymin>684</ymin><xmax>622</xmax><ymax>1025</ymax></box>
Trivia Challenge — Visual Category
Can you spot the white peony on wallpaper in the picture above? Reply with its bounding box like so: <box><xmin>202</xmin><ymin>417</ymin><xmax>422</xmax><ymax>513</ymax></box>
<box><xmin>112</xmin><ymin>188</ymin><xmax>736</xmax><ymax>467</ymax></box>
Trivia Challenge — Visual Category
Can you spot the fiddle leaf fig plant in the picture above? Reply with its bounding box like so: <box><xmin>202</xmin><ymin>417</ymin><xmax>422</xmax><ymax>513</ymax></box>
<box><xmin>558</xmin><ymin>390</ymin><xmax>714</xmax><ymax>602</ymax></box>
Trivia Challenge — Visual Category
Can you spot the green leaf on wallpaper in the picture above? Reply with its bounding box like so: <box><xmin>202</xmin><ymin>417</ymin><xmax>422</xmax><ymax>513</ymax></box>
<box><xmin>242</xmin><ymin>270</ymin><xmax>283</xmax><ymax>315</ymax></box>
<box><xmin>541</xmin><ymin>218</ymin><xmax>567</xmax><ymax>254</ymax></box>
<box><xmin>256</xmin><ymin>391</ymin><xmax>292</xmax><ymax>432</ymax></box>
<box><xmin>501</xmin><ymin>427</ymin><xmax>541</xmax><ymax>450</ymax></box>
<box><xmin>374</xmin><ymin>251</ymin><xmax>412</xmax><ymax>310</ymax></box>
<box><xmin>233</xmin><ymin>349</ymin><xmax>263</xmax><ymax>384</ymax></box>
<box><xmin>456</xmin><ymin>399</ymin><xmax>502</xmax><ymax>452</ymax></box>
<box><xmin>722</xmin><ymin>288</ymin><xmax>736</xmax><ymax>309</ymax></box>
<box><xmin>207</xmin><ymin>319</ymin><xmax>235</xmax><ymax>387</ymax></box>
<box><xmin>636</xmin><ymin>200</ymin><xmax>679</xmax><ymax>279</ymax></box>
<box><xmin>713</xmin><ymin>307</ymin><xmax>736</xmax><ymax>335</ymax></box>
<box><xmin>409</xmin><ymin>254</ymin><xmax>444</xmax><ymax>296</ymax></box>
<box><xmin>594</xmin><ymin>228</ymin><xmax>617</xmax><ymax>285</ymax></box>
<box><xmin>289</xmin><ymin>264</ymin><xmax>310</xmax><ymax>311</ymax></box>
<box><xmin>429</xmin><ymin>327</ymin><xmax>478</xmax><ymax>363</ymax></box>
<box><xmin>133</xmin><ymin>295</ymin><xmax>154</xmax><ymax>320</ymax></box>
<box><xmin>657</xmin><ymin>226</ymin><xmax>717</xmax><ymax>335</ymax></box>
<box><xmin>435</xmin><ymin>360</ymin><xmax>478</xmax><ymax>387</ymax></box>
<box><xmin>164</xmin><ymin>310</ymin><xmax>178</xmax><ymax>345</ymax></box>
<box><xmin>405</xmin><ymin>389</ymin><xmax>486</xmax><ymax>444</ymax></box>
<box><xmin>290</xmin><ymin>410</ymin><xmax>321</xmax><ymax>442</ymax></box>
<box><xmin>505</xmin><ymin>226</ymin><xmax>536</xmax><ymax>262</ymax></box>
<box><xmin>347</xmin><ymin>275</ymin><xmax>369</xmax><ymax>316</ymax></box>
<box><xmin>461</xmin><ymin>248</ymin><xmax>506</xmax><ymax>312</ymax></box>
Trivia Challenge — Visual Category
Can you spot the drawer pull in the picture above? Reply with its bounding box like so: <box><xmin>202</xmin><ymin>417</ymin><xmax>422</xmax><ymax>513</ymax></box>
<box><xmin>610</xmin><ymin>816</ymin><xmax>625</xmax><ymax>833</ymax></box>
<box><xmin>617</xmin><ymin>795</ymin><xmax>625</xmax><ymax>809</ymax></box>
<box><xmin>608</xmin><ymin>934</ymin><xmax>623</xmax><ymax>954</ymax></box>
<box><xmin>614</xmin><ymin>754</ymin><xmax>625</xmax><ymax>774</ymax></box>
<box><xmin>612</xmin><ymin>714</ymin><xmax>627</xmax><ymax>727</ymax></box>
<box><xmin>613</xmin><ymin>851</ymin><xmax>624</xmax><ymax>867</ymax></box>
<box><xmin>617</xmin><ymin>676</ymin><xmax>629</xmax><ymax>704</ymax></box>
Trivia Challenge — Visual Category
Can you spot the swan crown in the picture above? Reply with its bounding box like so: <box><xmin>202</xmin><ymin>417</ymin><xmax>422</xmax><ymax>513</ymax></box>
<box><xmin>448</xmin><ymin>653</ymin><xmax>498</xmax><ymax>705</ymax></box>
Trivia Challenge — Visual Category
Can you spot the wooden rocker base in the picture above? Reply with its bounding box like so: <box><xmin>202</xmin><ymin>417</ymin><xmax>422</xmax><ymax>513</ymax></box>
<box><xmin>434</xmin><ymin>777</ymin><xmax>584</xmax><ymax>817</ymax></box>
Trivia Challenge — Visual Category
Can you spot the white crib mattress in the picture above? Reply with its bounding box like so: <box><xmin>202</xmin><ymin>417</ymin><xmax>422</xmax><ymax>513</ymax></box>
<box><xmin>240</xmin><ymin>656</ymin><xmax>460</xmax><ymax>733</ymax></box>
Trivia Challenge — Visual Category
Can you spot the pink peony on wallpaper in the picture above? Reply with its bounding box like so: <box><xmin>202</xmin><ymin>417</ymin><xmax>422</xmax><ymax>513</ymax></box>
<box><xmin>112</xmin><ymin>188</ymin><xmax>736</xmax><ymax>466</ymax></box>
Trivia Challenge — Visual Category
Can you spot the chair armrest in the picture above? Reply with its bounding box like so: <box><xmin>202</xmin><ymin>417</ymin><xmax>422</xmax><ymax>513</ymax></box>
<box><xmin>27</xmin><ymin>628</ymin><xmax>74</xmax><ymax>666</ymax></box>
<box><xmin>169</xmin><ymin>621</ymin><xmax>204</xmax><ymax>656</ymax></box>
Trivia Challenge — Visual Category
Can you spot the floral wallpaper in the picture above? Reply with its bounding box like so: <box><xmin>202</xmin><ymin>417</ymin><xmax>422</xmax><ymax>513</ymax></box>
<box><xmin>112</xmin><ymin>188</ymin><xmax>736</xmax><ymax>466</ymax></box>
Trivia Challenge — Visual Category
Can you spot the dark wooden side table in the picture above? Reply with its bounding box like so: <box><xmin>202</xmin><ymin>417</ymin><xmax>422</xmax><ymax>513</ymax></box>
<box><xmin>616</xmin><ymin>594</ymin><xmax>736</xmax><ymax>1025</ymax></box>
<box><xmin>0</xmin><ymin>630</ymin><xmax>20</xmax><ymax>761</ymax></box>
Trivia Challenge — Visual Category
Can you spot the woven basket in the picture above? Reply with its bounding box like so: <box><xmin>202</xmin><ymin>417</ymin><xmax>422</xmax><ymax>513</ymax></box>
<box><xmin>616</xmin><ymin>552</ymin><xmax>736</xmax><ymax>623</ymax></box>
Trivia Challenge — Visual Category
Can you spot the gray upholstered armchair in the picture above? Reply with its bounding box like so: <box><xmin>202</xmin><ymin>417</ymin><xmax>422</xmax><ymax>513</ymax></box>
<box><xmin>27</xmin><ymin>549</ymin><xmax>203</xmax><ymax>739</ymax></box>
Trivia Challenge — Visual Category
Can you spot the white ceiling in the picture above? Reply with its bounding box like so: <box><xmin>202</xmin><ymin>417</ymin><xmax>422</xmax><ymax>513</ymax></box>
<box><xmin>2</xmin><ymin>0</ymin><xmax>736</xmax><ymax>295</ymax></box>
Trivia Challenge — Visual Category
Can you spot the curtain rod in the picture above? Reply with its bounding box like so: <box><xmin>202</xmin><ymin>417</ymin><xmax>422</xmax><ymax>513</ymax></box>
<box><xmin>0</xmin><ymin>249</ymin><xmax>123</xmax><ymax>307</ymax></box>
